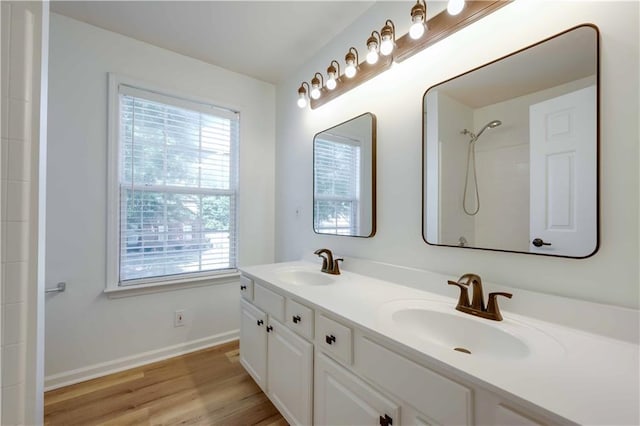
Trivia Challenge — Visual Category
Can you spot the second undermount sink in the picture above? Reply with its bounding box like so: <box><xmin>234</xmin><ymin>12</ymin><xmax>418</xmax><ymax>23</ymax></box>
<box><xmin>377</xmin><ymin>299</ymin><xmax>563</xmax><ymax>361</ymax></box>
<box><xmin>275</xmin><ymin>267</ymin><xmax>336</xmax><ymax>286</ymax></box>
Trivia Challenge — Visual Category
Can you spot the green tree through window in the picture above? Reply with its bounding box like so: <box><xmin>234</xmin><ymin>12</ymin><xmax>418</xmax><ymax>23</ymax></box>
<box><xmin>117</xmin><ymin>88</ymin><xmax>238</xmax><ymax>284</ymax></box>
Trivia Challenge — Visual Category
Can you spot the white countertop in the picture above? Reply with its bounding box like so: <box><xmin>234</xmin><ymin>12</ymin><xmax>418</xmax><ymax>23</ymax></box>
<box><xmin>240</xmin><ymin>260</ymin><xmax>640</xmax><ymax>425</ymax></box>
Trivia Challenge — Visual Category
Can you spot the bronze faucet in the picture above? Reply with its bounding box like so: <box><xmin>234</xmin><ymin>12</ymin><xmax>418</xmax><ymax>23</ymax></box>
<box><xmin>313</xmin><ymin>249</ymin><xmax>343</xmax><ymax>275</ymax></box>
<box><xmin>447</xmin><ymin>273</ymin><xmax>512</xmax><ymax>321</ymax></box>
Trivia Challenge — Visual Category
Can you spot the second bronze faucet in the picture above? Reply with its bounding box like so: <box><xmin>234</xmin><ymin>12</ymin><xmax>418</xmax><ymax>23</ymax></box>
<box><xmin>314</xmin><ymin>248</ymin><xmax>343</xmax><ymax>275</ymax></box>
<box><xmin>448</xmin><ymin>273</ymin><xmax>512</xmax><ymax>321</ymax></box>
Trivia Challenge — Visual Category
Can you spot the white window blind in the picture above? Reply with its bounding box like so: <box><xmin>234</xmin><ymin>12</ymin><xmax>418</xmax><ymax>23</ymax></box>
<box><xmin>313</xmin><ymin>135</ymin><xmax>361</xmax><ymax>235</ymax></box>
<box><xmin>117</xmin><ymin>84</ymin><xmax>239</xmax><ymax>285</ymax></box>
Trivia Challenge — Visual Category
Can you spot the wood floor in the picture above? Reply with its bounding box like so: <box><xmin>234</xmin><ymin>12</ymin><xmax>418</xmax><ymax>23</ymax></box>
<box><xmin>44</xmin><ymin>341</ymin><xmax>287</xmax><ymax>426</ymax></box>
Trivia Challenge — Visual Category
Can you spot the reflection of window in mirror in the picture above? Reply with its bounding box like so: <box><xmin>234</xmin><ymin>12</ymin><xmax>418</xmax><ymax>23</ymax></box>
<box><xmin>314</xmin><ymin>134</ymin><xmax>362</xmax><ymax>235</ymax></box>
<box><xmin>313</xmin><ymin>112</ymin><xmax>376</xmax><ymax>237</ymax></box>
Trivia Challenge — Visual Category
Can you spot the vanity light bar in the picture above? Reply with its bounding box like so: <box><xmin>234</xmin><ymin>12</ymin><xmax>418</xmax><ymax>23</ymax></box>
<box><xmin>296</xmin><ymin>0</ymin><xmax>511</xmax><ymax>110</ymax></box>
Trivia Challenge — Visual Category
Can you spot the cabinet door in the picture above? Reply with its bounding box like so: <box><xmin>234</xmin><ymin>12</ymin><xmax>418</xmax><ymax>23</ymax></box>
<box><xmin>315</xmin><ymin>352</ymin><xmax>400</xmax><ymax>426</ymax></box>
<box><xmin>267</xmin><ymin>317</ymin><xmax>313</xmax><ymax>426</ymax></box>
<box><xmin>240</xmin><ymin>300</ymin><xmax>267</xmax><ymax>390</ymax></box>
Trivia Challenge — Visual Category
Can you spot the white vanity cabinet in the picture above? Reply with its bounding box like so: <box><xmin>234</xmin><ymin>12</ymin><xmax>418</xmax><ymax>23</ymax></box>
<box><xmin>240</xmin><ymin>271</ymin><xmax>564</xmax><ymax>426</ymax></box>
<box><xmin>239</xmin><ymin>278</ymin><xmax>314</xmax><ymax>425</ymax></box>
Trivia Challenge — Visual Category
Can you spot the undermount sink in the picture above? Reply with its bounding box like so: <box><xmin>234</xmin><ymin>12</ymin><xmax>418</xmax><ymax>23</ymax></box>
<box><xmin>377</xmin><ymin>299</ymin><xmax>563</xmax><ymax>361</ymax></box>
<box><xmin>275</xmin><ymin>267</ymin><xmax>336</xmax><ymax>286</ymax></box>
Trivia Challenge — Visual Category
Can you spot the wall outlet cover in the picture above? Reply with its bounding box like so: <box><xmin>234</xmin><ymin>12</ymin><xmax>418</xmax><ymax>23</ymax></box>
<box><xmin>174</xmin><ymin>310</ymin><xmax>185</xmax><ymax>327</ymax></box>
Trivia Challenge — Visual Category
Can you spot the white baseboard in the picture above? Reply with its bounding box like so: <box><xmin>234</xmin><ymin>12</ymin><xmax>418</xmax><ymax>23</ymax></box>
<box><xmin>44</xmin><ymin>330</ymin><xmax>239</xmax><ymax>391</ymax></box>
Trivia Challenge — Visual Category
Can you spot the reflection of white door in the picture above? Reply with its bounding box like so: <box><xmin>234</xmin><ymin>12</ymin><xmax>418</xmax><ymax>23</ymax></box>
<box><xmin>529</xmin><ymin>85</ymin><xmax>596</xmax><ymax>256</ymax></box>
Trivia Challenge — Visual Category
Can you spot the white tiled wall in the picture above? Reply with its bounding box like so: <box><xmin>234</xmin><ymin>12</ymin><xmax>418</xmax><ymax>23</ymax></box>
<box><xmin>1</xmin><ymin>2</ymin><xmax>35</xmax><ymax>425</ymax></box>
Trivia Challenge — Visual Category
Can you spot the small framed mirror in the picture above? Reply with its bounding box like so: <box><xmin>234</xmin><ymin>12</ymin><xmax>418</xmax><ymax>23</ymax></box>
<box><xmin>423</xmin><ymin>25</ymin><xmax>599</xmax><ymax>257</ymax></box>
<box><xmin>314</xmin><ymin>113</ymin><xmax>376</xmax><ymax>237</ymax></box>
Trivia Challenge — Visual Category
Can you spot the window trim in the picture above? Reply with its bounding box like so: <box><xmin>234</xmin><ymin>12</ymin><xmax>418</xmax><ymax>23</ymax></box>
<box><xmin>106</xmin><ymin>73</ymin><xmax>240</xmax><ymax>294</ymax></box>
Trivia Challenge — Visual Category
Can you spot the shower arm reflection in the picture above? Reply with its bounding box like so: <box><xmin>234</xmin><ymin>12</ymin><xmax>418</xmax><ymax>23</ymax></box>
<box><xmin>461</xmin><ymin>120</ymin><xmax>502</xmax><ymax>216</ymax></box>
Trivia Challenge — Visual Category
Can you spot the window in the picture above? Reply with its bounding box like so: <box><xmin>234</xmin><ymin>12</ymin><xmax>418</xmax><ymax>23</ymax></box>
<box><xmin>108</xmin><ymin>76</ymin><xmax>239</xmax><ymax>287</ymax></box>
<box><xmin>313</xmin><ymin>135</ymin><xmax>361</xmax><ymax>235</ymax></box>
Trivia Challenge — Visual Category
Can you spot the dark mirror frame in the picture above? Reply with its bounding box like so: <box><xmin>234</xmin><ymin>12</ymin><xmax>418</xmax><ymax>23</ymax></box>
<box><xmin>421</xmin><ymin>24</ymin><xmax>600</xmax><ymax>258</ymax></box>
<box><xmin>313</xmin><ymin>112</ymin><xmax>377</xmax><ymax>238</ymax></box>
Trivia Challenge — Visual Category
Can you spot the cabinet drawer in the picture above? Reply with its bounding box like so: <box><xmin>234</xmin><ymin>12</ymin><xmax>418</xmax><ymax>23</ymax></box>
<box><xmin>253</xmin><ymin>282</ymin><xmax>285</xmax><ymax>321</ymax></box>
<box><xmin>239</xmin><ymin>275</ymin><xmax>254</xmax><ymax>301</ymax></box>
<box><xmin>495</xmin><ymin>404</ymin><xmax>544</xmax><ymax>426</ymax></box>
<box><xmin>356</xmin><ymin>336</ymin><xmax>473</xmax><ymax>425</ymax></box>
<box><xmin>286</xmin><ymin>299</ymin><xmax>314</xmax><ymax>340</ymax></box>
<box><xmin>316</xmin><ymin>314</ymin><xmax>353</xmax><ymax>365</ymax></box>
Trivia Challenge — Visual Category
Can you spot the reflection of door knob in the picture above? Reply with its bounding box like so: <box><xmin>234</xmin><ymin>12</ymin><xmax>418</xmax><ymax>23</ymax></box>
<box><xmin>532</xmin><ymin>238</ymin><xmax>552</xmax><ymax>247</ymax></box>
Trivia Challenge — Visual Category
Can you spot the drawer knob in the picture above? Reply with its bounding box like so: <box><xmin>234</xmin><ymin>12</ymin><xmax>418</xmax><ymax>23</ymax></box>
<box><xmin>266</xmin><ymin>325</ymin><xmax>273</xmax><ymax>333</ymax></box>
<box><xmin>292</xmin><ymin>315</ymin><xmax>301</xmax><ymax>324</ymax></box>
<box><xmin>379</xmin><ymin>414</ymin><xmax>393</xmax><ymax>426</ymax></box>
<box><xmin>256</xmin><ymin>319</ymin><xmax>263</xmax><ymax>326</ymax></box>
<box><xmin>240</xmin><ymin>285</ymin><xmax>247</xmax><ymax>290</ymax></box>
<box><xmin>325</xmin><ymin>334</ymin><xmax>336</xmax><ymax>345</ymax></box>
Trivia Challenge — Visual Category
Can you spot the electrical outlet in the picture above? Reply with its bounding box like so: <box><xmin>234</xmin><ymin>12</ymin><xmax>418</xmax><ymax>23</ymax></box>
<box><xmin>174</xmin><ymin>310</ymin><xmax>185</xmax><ymax>327</ymax></box>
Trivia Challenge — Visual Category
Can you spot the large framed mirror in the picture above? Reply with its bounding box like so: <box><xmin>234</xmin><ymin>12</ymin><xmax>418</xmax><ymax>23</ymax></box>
<box><xmin>423</xmin><ymin>25</ymin><xmax>599</xmax><ymax>258</ymax></box>
<box><xmin>314</xmin><ymin>113</ymin><xmax>376</xmax><ymax>237</ymax></box>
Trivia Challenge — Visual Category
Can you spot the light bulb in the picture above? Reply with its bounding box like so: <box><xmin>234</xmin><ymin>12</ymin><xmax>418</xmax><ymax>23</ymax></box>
<box><xmin>344</xmin><ymin>49</ymin><xmax>358</xmax><ymax>78</ymax></box>
<box><xmin>380</xmin><ymin>38</ymin><xmax>393</xmax><ymax>56</ymax></box>
<box><xmin>409</xmin><ymin>22</ymin><xmax>425</xmax><ymax>39</ymax></box>
<box><xmin>345</xmin><ymin>64</ymin><xmax>356</xmax><ymax>78</ymax></box>
<box><xmin>309</xmin><ymin>75</ymin><xmax>322</xmax><ymax>100</ymax></box>
<box><xmin>297</xmin><ymin>97</ymin><xmax>307</xmax><ymax>108</ymax></box>
<box><xmin>365</xmin><ymin>33</ymin><xmax>380</xmax><ymax>65</ymax></box>
<box><xmin>380</xmin><ymin>21</ymin><xmax>395</xmax><ymax>56</ymax></box>
<box><xmin>409</xmin><ymin>1</ymin><xmax>426</xmax><ymax>40</ymax></box>
<box><xmin>366</xmin><ymin>48</ymin><xmax>379</xmax><ymax>65</ymax></box>
<box><xmin>326</xmin><ymin>63</ymin><xmax>339</xmax><ymax>91</ymax></box>
<box><xmin>447</xmin><ymin>0</ymin><xmax>465</xmax><ymax>16</ymax></box>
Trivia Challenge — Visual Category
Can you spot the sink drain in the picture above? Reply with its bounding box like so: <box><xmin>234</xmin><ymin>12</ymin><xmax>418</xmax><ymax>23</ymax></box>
<box><xmin>453</xmin><ymin>347</ymin><xmax>471</xmax><ymax>354</ymax></box>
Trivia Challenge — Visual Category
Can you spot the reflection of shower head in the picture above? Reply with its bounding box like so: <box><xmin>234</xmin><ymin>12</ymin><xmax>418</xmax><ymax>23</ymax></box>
<box><xmin>475</xmin><ymin>120</ymin><xmax>502</xmax><ymax>139</ymax></box>
<box><xmin>461</xmin><ymin>120</ymin><xmax>502</xmax><ymax>142</ymax></box>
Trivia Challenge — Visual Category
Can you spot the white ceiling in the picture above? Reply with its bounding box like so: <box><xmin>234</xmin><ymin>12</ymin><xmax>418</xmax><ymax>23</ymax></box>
<box><xmin>50</xmin><ymin>1</ymin><xmax>376</xmax><ymax>84</ymax></box>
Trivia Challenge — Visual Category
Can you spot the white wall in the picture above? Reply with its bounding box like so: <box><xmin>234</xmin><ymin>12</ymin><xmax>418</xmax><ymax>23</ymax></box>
<box><xmin>45</xmin><ymin>14</ymin><xmax>275</xmax><ymax>385</ymax></box>
<box><xmin>275</xmin><ymin>1</ymin><xmax>639</xmax><ymax>309</ymax></box>
<box><xmin>1</xmin><ymin>1</ymin><xmax>47</xmax><ymax>424</ymax></box>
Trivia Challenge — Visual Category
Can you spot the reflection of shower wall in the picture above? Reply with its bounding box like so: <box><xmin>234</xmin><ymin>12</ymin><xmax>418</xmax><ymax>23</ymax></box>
<box><xmin>473</xmin><ymin>76</ymin><xmax>596</xmax><ymax>252</ymax></box>
<box><xmin>473</xmin><ymin>102</ymin><xmax>530</xmax><ymax>251</ymax></box>
<box><xmin>438</xmin><ymin>93</ymin><xmax>475</xmax><ymax>246</ymax></box>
